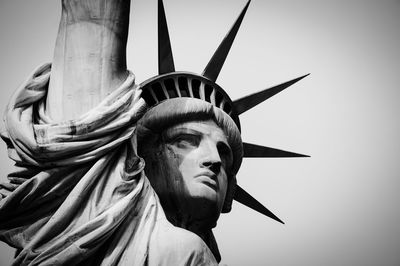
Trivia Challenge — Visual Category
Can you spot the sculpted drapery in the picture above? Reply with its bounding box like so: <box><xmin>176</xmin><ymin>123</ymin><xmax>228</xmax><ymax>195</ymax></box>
<box><xmin>0</xmin><ymin>64</ymin><xmax>218</xmax><ymax>265</ymax></box>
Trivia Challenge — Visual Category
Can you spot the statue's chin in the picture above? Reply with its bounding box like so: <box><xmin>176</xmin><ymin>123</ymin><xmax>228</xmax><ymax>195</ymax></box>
<box><xmin>183</xmin><ymin>194</ymin><xmax>222</xmax><ymax>226</ymax></box>
<box><xmin>159</xmin><ymin>191</ymin><xmax>221</xmax><ymax>229</ymax></box>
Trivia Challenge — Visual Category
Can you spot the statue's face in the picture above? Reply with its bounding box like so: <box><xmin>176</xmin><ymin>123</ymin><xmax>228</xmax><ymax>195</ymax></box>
<box><xmin>145</xmin><ymin>119</ymin><xmax>232</xmax><ymax>223</ymax></box>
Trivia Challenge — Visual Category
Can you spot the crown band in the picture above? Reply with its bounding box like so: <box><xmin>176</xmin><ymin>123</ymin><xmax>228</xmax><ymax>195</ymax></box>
<box><xmin>140</xmin><ymin>72</ymin><xmax>241</xmax><ymax>131</ymax></box>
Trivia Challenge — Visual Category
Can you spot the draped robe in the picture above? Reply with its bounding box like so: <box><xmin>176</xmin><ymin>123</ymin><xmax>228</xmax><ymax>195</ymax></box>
<box><xmin>0</xmin><ymin>64</ymin><xmax>218</xmax><ymax>266</ymax></box>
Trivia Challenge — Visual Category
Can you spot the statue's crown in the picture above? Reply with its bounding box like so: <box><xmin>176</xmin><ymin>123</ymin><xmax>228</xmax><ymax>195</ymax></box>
<box><xmin>139</xmin><ymin>0</ymin><xmax>310</xmax><ymax>224</ymax></box>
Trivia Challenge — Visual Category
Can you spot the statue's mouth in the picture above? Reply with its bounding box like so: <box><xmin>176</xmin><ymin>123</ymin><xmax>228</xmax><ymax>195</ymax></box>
<box><xmin>196</xmin><ymin>172</ymin><xmax>218</xmax><ymax>191</ymax></box>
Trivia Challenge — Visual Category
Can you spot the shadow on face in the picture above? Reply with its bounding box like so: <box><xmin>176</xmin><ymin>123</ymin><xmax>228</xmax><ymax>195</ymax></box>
<box><xmin>139</xmin><ymin>120</ymin><xmax>232</xmax><ymax>227</ymax></box>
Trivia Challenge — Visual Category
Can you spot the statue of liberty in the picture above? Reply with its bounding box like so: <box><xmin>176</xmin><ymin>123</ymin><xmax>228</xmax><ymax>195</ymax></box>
<box><xmin>0</xmin><ymin>0</ymin><xmax>308</xmax><ymax>265</ymax></box>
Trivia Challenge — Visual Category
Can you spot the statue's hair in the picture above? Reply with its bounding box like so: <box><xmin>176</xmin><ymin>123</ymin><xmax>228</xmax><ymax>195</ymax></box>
<box><xmin>136</xmin><ymin>97</ymin><xmax>243</xmax><ymax>213</ymax></box>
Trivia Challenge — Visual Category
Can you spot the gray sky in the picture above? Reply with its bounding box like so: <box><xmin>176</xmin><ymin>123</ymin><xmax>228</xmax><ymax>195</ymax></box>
<box><xmin>1</xmin><ymin>0</ymin><xmax>400</xmax><ymax>265</ymax></box>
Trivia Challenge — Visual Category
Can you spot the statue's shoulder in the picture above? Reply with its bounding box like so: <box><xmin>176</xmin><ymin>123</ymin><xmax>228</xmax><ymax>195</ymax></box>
<box><xmin>148</xmin><ymin>219</ymin><xmax>218</xmax><ymax>266</ymax></box>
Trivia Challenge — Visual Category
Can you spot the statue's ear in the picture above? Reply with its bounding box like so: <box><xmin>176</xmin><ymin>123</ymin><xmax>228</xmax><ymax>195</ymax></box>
<box><xmin>221</xmin><ymin>175</ymin><xmax>236</xmax><ymax>213</ymax></box>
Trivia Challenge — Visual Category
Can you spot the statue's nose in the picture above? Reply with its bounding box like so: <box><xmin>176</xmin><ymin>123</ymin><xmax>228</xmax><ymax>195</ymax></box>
<box><xmin>200</xmin><ymin>140</ymin><xmax>222</xmax><ymax>174</ymax></box>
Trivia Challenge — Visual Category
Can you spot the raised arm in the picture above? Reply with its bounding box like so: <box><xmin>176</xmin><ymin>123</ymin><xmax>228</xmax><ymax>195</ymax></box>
<box><xmin>47</xmin><ymin>0</ymin><xmax>131</xmax><ymax>122</ymax></box>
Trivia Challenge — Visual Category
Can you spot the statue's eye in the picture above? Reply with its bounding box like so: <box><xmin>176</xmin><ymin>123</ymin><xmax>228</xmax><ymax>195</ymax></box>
<box><xmin>172</xmin><ymin>134</ymin><xmax>200</xmax><ymax>148</ymax></box>
<box><xmin>218</xmin><ymin>142</ymin><xmax>233</xmax><ymax>168</ymax></box>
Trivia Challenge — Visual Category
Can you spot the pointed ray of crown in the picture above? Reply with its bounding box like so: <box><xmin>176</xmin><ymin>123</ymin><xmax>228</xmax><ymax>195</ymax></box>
<box><xmin>234</xmin><ymin>185</ymin><xmax>284</xmax><ymax>224</ymax></box>
<box><xmin>158</xmin><ymin>0</ymin><xmax>175</xmax><ymax>74</ymax></box>
<box><xmin>202</xmin><ymin>0</ymin><xmax>250</xmax><ymax>82</ymax></box>
<box><xmin>139</xmin><ymin>0</ymin><xmax>310</xmax><ymax>224</ymax></box>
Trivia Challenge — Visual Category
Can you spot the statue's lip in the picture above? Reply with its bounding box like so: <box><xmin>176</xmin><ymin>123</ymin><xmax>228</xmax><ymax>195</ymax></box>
<box><xmin>196</xmin><ymin>172</ymin><xmax>218</xmax><ymax>191</ymax></box>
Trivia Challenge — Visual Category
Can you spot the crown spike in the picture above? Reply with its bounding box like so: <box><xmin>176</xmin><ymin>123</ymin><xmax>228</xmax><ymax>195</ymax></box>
<box><xmin>233</xmin><ymin>73</ymin><xmax>310</xmax><ymax>115</ymax></box>
<box><xmin>158</xmin><ymin>0</ymin><xmax>175</xmax><ymax>74</ymax></box>
<box><xmin>234</xmin><ymin>185</ymin><xmax>284</xmax><ymax>224</ymax></box>
<box><xmin>243</xmin><ymin>142</ymin><xmax>310</xmax><ymax>158</ymax></box>
<box><xmin>202</xmin><ymin>0</ymin><xmax>251</xmax><ymax>82</ymax></box>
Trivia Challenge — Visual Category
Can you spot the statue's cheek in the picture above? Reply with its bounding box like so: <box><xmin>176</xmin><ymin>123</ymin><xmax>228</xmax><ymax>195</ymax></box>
<box><xmin>165</xmin><ymin>145</ymin><xmax>185</xmax><ymax>165</ymax></box>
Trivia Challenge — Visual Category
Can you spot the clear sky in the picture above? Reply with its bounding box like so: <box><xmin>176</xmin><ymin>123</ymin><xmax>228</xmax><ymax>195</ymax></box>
<box><xmin>0</xmin><ymin>0</ymin><xmax>399</xmax><ymax>265</ymax></box>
